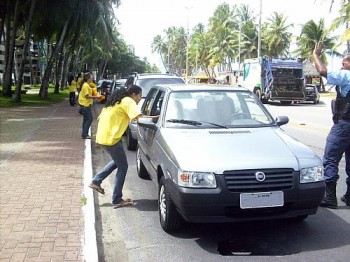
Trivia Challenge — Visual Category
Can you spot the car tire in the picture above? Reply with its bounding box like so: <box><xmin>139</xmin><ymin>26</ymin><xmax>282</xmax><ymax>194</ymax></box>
<box><xmin>126</xmin><ymin>127</ymin><xmax>137</xmax><ymax>151</ymax></box>
<box><xmin>158</xmin><ymin>177</ymin><xmax>182</xmax><ymax>233</ymax></box>
<box><xmin>313</xmin><ymin>97</ymin><xmax>317</xmax><ymax>104</ymax></box>
<box><xmin>136</xmin><ymin>145</ymin><xmax>149</xmax><ymax>179</ymax></box>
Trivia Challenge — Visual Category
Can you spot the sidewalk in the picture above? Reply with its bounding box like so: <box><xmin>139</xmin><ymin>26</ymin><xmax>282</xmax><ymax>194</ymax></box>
<box><xmin>0</xmin><ymin>100</ymin><xmax>97</xmax><ymax>261</ymax></box>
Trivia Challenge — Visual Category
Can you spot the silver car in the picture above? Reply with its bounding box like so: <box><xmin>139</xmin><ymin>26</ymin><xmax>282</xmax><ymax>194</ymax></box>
<box><xmin>137</xmin><ymin>84</ymin><xmax>325</xmax><ymax>233</ymax></box>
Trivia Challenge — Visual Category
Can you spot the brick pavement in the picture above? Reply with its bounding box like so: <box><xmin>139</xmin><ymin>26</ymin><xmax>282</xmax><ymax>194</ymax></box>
<box><xmin>0</xmin><ymin>100</ymin><xmax>97</xmax><ymax>261</ymax></box>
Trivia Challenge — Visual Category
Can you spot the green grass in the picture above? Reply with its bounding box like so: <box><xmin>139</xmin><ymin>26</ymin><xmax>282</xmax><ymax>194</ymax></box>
<box><xmin>0</xmin><ymin>87</ymin><xmax>69</xmax><ymax>108</ymax></box>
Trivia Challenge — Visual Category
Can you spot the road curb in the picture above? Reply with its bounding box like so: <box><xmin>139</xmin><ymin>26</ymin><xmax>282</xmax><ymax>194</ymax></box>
<box><xmin>82</xmin><ymin>131</ymin><xmax>98</xmax><ymax>262</ymax></box>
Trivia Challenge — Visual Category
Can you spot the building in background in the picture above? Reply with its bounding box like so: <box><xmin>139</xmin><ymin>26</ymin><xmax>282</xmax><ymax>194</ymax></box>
<box><xmin>0</xmin><ymin>27</ymin><xmax>41</xmax><ymax>86</ymax></box>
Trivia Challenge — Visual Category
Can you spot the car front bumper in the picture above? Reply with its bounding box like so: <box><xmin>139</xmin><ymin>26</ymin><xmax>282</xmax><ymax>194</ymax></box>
<box><xmin>167</xmin><ymin>174</ymin><xmax>325</xmax><ymax>223</ymax></box>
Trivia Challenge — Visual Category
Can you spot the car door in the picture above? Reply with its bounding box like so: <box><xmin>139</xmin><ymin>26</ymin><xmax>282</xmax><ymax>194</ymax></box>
<box><xmin>137</xmin><ymin>88</ymin><xmax>160</xmax><ymax>173</ymax></box>
<box><xmin>138</xmin><ymin>88</ymin><xmax>166</xmax><ymax>175</ymax></box>
<box><xmin>146</xmin><ymin>90</ymin><xmax>166</xmax><ymax>173</ymax></box>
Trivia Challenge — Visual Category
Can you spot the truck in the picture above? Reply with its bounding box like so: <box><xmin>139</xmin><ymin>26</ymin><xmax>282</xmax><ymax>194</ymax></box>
<box><xmin>242</xmin><ymin>57</ymin><xmax>305</xmax><ymax>104</ymax></box>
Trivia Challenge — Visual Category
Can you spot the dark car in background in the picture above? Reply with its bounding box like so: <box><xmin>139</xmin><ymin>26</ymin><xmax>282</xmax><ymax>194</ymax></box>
<box><xmin>97</xmin><ymin>79</ymin><xmax>113</xmax><ymax>103</ymax></box>
<box><xmin>124</xmin><ymin>72</ymin><xmax>185</xmax><ymax>150</ymax></box>
<box><xmin>97</xmin><ymin>79</ymin><xmax>127</xmax><ymax>103</ymax></box>
<box><xmin>110</xmin><ymin>78</ymin><xmax>127</xmax><ymax>94</ymax></box>
<box><xmin>305</xmin><ymin>84</ymin><xmax>320</xmax><ymax>104</ymax></box>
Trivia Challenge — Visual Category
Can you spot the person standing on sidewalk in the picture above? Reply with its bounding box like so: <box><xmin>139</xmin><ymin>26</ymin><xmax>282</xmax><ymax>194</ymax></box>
<box><xmin>68</xmin><ymin>74</ymin><xmax>77</xmax><ymax>106</ymax></box>
<box><xmin>313</xmin><ymin>42</ymin><xmax>350</xmax><ymax>208</ymax></box>
<box><xmin>78</xmin><ymin>72</ymin><xmax>99</xmax><ymax>139</ymax></box>
<box><xmin>89</xmin><ymin>85</ymin><xmax>157</xmax><ymax>208</ymax></box>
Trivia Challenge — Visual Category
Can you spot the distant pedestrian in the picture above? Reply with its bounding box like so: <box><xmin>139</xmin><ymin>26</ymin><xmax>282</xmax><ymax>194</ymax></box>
<box><xmin>77</xmin><ymin>73</ymin><xmax>83</xmax><ymax>114</ymax></box>
<box><xmin>78</xmin><ymin>72</ymin><xmax>99</xmax><ymax>139</ymax></box>
<box><xmin>68</xmin><ymin>74</ymin><xmax>77</xmax><ymax>106</ymax></box>
<box><xmin>89</xmin><ymin>85</ymin><xmax>158</xmax><ymax>208</ymax></box>
<box><xmin>313</xmin><ymin>42</ymin><xmax>350</xmax><ymax>208</ymax></box>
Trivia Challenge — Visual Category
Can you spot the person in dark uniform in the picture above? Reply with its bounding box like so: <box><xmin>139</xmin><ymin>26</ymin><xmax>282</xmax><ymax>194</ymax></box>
<box><xmin>313</xmin><ymin>42</ymin><xmax>350</xmax><ymax>208</ymax></box>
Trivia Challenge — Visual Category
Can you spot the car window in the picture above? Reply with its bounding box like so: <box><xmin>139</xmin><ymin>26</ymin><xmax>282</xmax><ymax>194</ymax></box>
<box><xmin>137</xmin><ymin>78</ymin><xmax>185</xmax><ymax>98</ymax></box>
<box><xmin>142</xmin><ymin>89</ymin><xmax>158</xmax><ymax>116</ymax></box>
<box><xmin>152</xmin><ymin>91</ymin><xmax>165</xmax><ymax>117</ymax></box>
<box><xmin>164</xmin><ymin>91</ymin><xmax>274</xmax><ymax>127</ymax></box>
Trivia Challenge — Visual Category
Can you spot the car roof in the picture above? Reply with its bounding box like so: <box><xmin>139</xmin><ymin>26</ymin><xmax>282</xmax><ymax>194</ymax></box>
<box><xmin>153</xmin><ymin>84</ymin><xmax>249</xmax><ymax>92</ymax></box>
<box><xmin>136</xmin><ymin>73</ymin><xmax>183</xmax><ymax>79</ymax></box>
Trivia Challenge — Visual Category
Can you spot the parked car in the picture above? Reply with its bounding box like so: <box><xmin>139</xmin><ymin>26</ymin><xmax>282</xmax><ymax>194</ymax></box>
<box><xmin>124</xmin><ymin>72</ymin><xmax>185</xmax><ymax>150</ymax></box>
<box><xmin>305</xmin><ymin>84</ymin><xmax>320</xmax><ymax>104</ymax></box>
<box><xmin>96</xmin><ymin>79</ymin><xmax>113</xmax><ymax>103</ymax></box>
<box><xmin>109</xmin><ymin>78</ymin><xmax>127</xmax><ymax>94</ymax></box>
<box><xmin>136</xmin><ymin>84</ymin><xmax>325</xmax><ymax>233</ymax></box>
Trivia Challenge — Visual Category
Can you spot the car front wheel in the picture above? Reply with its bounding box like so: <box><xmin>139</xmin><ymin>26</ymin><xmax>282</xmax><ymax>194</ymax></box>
<box><xmin>159</xmin><ymin>177</ymin><xmax>182</xmax><ymax>232</ymax></box>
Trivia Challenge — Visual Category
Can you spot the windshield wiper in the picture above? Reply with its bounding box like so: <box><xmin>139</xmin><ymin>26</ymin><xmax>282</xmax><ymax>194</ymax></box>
<box><xmin>200</xmin><ymin>121</ymin><xmax>229</xmax><ymax>128</ymax></box>
<box><xmin>166</xmin><ymin>119</ymin><xmax>202</xmax><ymax>126</ymax></box>
<box><xmin>166</xmin><ymin>119</ymin><xmax>228</xmax><ymax>128</ymax></box>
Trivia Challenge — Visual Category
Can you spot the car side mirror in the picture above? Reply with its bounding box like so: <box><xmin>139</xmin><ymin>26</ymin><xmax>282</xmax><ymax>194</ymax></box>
<box><xmin>275</xmin><ymin>116</ymin><xmax>289</xmax><ymax>126</ymax></box>
<box><xmin>138</xmin><ymin>118</ymin><xmax>158</xmax><ymax>131</ymax></box>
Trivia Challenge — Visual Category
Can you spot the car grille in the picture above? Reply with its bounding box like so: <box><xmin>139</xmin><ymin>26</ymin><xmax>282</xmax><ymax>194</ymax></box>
<box><xmin>223</xmin><ymin>168</ymin><xmax>294</xmax><ymax>192</ymax></box>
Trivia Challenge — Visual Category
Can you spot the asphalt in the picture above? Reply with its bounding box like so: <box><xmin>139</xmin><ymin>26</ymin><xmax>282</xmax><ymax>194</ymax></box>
<box><xmin>0</xmin><ymin>99</ymin><xmax>97</xmax><ymax>262</ymax></box>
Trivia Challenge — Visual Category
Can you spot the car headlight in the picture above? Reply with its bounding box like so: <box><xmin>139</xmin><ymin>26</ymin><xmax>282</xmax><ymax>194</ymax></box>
<box><xmin>300</xmin><ymin>166</ymin><xmax>324</xmax><ymax>183</ymax></box>
<box><xmin>178</xmin><ymin>171</ymin><xmax>217</xmax><ymax>188</ymax></box>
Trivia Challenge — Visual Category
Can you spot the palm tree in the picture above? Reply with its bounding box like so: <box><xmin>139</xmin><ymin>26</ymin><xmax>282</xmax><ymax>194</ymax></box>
<box><xmin>151</xmin><ymin>35</ymin><xmax>168</xmax><ymax>71</ymax></box>
<box><xmin>2</xmin><ymin>0</ymin><xmax>21</xmax><ymax>97</ymax></box>
<box><xmin>264</xmin><ymin>12</ymin><xmax>293</xmax><ymax>57</ymax></box>
<box><xmin>208</xmin><ymin>3</ymin><xmax>237</xmax><ymax>72</ymax></box>
<box><xmin>13</xmin><ymin>0</ymin><xmax>37</xmax><ymax>102</ymax></box>
<box><xmin>329</xmin><ymin>0</ymin><xmax>350</xmax><ymax>53</ymax></box>
<box><xmin>295</xmin><ymin>19</ymin><xmax>336</xmax><ymax>63</ymax></box>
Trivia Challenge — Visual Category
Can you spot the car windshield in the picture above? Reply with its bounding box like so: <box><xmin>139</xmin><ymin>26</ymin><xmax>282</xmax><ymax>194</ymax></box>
<box><xmin>137</xmin><ymin>78</ymin><xmax>185</xmax><ymax>97</ymax></box>
<box><xmin>164</xmin><ymin>90</ymin><xmax>275</xmax><ymax>128</ymax></box>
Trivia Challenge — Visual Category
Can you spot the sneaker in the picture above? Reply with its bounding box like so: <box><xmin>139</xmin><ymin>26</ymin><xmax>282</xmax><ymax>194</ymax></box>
<box><xmin>82</xmin><ymin>135</ymin><xmax>91</xmax><ymax>139</ymax></box>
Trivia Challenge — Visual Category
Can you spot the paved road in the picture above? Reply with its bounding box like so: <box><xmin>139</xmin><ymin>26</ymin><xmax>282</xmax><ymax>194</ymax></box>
<box><xmin>91</xmin><ymin>99</ymin><xmax>350</xmax><ymax>262</ymax></box>
<box><xmin>0</xmin><ymin>100</ymin><xmax>97</xmax><ymax>261</ymax></box>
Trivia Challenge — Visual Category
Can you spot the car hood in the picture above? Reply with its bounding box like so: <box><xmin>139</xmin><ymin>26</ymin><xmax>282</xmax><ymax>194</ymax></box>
<box><xmin>161</xmin><ymin>127</ymin><xmax>321</xmax><ymax>173</ymax></box>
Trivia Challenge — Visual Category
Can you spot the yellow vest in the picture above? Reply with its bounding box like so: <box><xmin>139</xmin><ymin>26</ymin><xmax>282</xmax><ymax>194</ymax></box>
<box><xmin>96</xmin><ymin>97</ymin><xmax>141</xmax><ymax>146</ymax></box>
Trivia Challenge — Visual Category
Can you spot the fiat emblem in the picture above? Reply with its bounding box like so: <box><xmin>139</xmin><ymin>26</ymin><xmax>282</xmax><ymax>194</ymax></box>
<box><xmin>255</xmin><ymin>171</ymin><xmax>266</xmax><ymax>182</ymax></box>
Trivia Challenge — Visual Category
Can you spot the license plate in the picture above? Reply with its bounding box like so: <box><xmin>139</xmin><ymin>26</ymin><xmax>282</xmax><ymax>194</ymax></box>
<box><xmin>240</xmin><ymin>191</ymin><xmax>284</xmax><ymax>209</ymax></box>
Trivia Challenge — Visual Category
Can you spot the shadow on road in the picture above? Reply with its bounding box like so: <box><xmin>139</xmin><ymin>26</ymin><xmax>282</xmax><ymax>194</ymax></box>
<box><xmin>169</xmin><ymin>207</ymin><xmax>350</xmax><ymax>257</ymax></box>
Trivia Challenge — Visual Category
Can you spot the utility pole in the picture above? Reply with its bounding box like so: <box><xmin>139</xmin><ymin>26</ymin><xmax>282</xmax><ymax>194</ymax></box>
<box><xmin>195</xmin><ymin>43</ymin><xmax>198</xmax><ymax>73</ymax></box>
<box><xmin>167</xmin><ymin>44</ymin><xmax>170</xmax><ymax>72</ymax></box>
<box><xmin>238</xmin><ymin>19</ymin><xmax>241</xmax><ymax>74</ymax></box>
<box><xmin>257</xmin><ymin>0</ymin><xmax>262</xmax><ymax>58</ymax></box>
